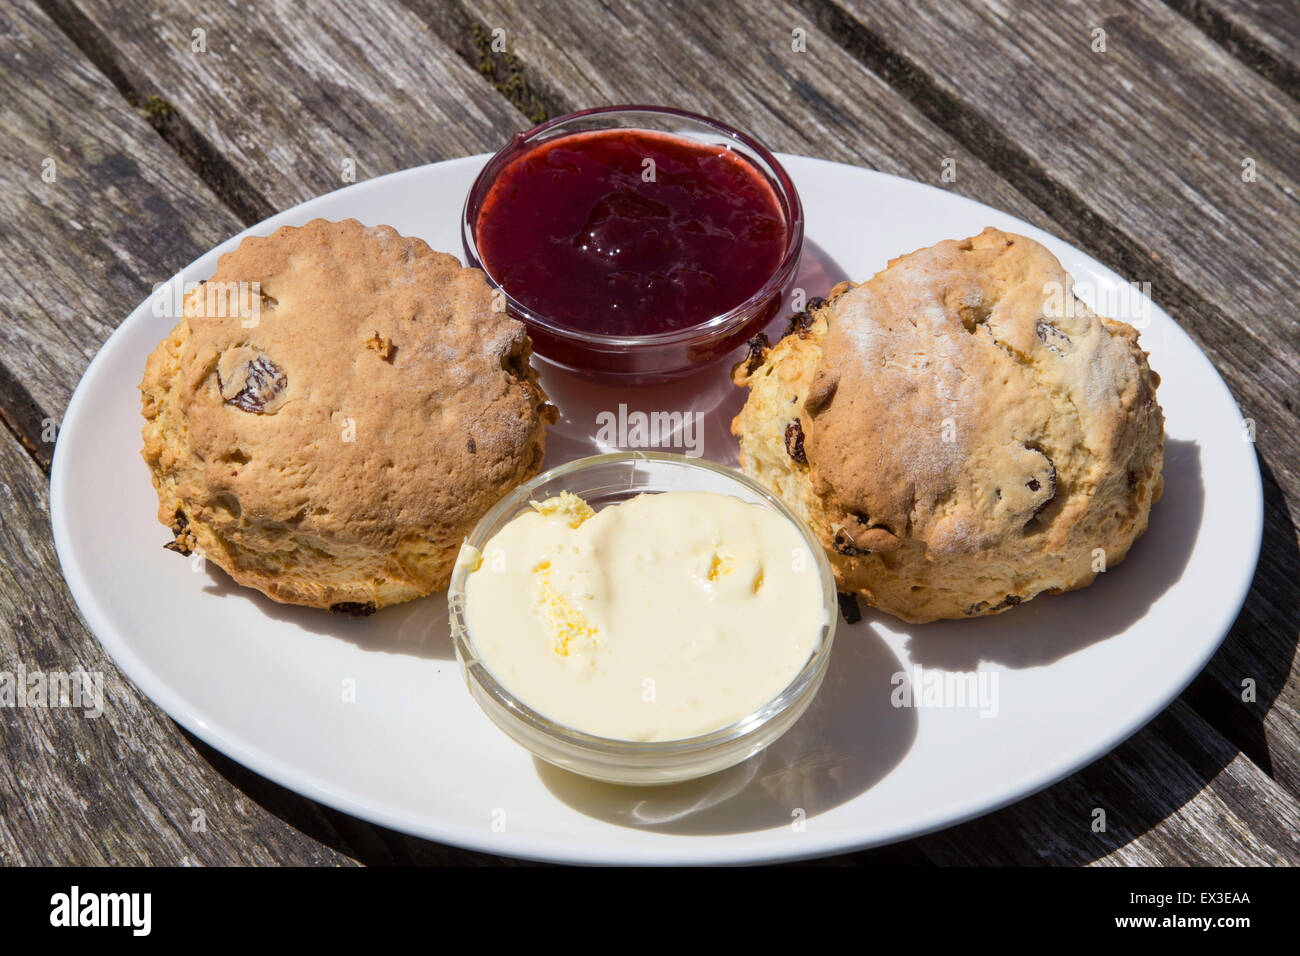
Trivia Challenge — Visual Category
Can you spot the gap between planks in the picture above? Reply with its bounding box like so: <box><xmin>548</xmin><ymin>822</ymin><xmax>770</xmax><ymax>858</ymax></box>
<box><xmin>37</xmin><ymin>0</ymin><xmax>280</xmax><ymax>226</ymax></box>
<box><xmin>1163</xmin><ymin>0</ymin><xmax>1300</xmax><ymax>100</ymax></box>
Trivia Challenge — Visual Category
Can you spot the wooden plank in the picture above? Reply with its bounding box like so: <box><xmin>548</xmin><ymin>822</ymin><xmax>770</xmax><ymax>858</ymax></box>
<box><xmin>1164</xmin><ymin>0</ymin><xmax>1300</xmax><ymax>96</ymax></box>
<box><xmin>915</xmin><ymin>700</ymin><xmax>1300</xmax><ymax>865</ymax></box>
<box><xmin>802</xmin><ymin>0</ymin><xmax>1300</xmax><ymax>803</ymax></box>
<box><xmin>0</xmin><ymin>429</ymin><xmax>359</xmax><ymax>865</ymax></box>
<box><xmin>45</xmin><ymin>0</ymin><xmax>529</xmax><ymax>213</ymax></box>
<box><xmin>0</xmin><ymin>0</ymin><xmax>242</xmax><ymax>450</ymax></box>
<box><xmin>414</xmin><ymin>0</ymin><xmax>1058</xmax><ymax>227</ymax></box>
<box><xmin>58</xmin><ymin>0</ymin><xmax>1060</xmax><ymax>224</ymax></box>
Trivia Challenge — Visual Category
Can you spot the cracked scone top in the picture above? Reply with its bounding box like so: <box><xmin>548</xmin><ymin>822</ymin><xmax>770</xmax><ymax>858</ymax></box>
<box><xmin>140</xmin><ymin>218</ymin><xmax>556</xmax><ymax>613</ymax></box>
<box><xmin>732</xmin><ymin>227</ymin><xmax>1164</xmax><ymax>623</ymax></box>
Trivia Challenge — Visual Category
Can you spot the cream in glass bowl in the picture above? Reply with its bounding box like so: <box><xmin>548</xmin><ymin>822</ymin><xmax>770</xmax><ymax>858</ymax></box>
<box><xmin>447</xmin><ymin>453</ymin><xmax>836</xmax><ymax>785</ymax></box>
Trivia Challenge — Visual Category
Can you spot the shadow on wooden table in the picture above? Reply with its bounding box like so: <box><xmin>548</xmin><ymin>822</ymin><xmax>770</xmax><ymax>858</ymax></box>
<box><xmin>1183</xmin><ymin>450</ymin><xmax>1300</xmax><ymax>774</ymax></box>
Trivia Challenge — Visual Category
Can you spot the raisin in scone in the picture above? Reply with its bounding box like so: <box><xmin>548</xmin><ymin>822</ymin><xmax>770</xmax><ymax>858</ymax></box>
<box><xmin>140</xmin><ymin>218</ymin><xmax>557</xmax><ymax>613</ymax></box>
<box><xmin>732</xmin><ymin>227</ymin><xmax>1164</xmax><ymax>623</ymax></box>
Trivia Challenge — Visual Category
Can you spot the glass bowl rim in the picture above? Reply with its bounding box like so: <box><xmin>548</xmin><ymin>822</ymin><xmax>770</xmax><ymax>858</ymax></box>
<box><xmin>447</xmin><ymin>451</ymin><xmax>837</xmax><ymax>758</ymax></box>
<box><xmin>460</xmin><ymin>104</ymin><xmax>805</xmax><ymax>350</ymax></box>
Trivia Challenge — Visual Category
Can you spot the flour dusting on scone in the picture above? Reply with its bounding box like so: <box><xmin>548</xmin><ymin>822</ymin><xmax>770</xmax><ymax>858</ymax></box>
<box><xmin>732</xmin><ymin>227</ymin><xmax>1164</xmax><ymax>623</ymax></box>
<box><xmin>140</xmin><ymin>218</ymin><xmax>557</xmax><ymax>612</ymax></box>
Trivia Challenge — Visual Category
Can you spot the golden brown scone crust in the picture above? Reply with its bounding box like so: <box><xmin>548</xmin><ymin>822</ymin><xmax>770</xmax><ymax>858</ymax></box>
<box><xmin>140</xmin><ymin>218</ymin><xmax>556</xmax><ymax>612</ymax></box>
<box><xmin>732</xmin><ymin>228</ymin><xmax>1164</xmax><ymax>623</ymax></box>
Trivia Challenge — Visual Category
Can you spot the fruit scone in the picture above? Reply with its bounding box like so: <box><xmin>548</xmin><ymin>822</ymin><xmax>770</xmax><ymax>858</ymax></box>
<box><xmin>140</xmin><ymin>218</ymin><xmax>557</xmax><ymax>613</ymax></box>
<box><xmin>732</xmin><ymin>227</ymin><xmax>1164</xmax><ymax>623</ymax></box>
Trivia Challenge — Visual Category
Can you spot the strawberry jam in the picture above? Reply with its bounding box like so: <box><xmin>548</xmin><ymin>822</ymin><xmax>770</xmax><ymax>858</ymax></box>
<box><xmin>474</xmin><ymin>129</ymin><xmax>789</xmax><ymax>338</ymax></box>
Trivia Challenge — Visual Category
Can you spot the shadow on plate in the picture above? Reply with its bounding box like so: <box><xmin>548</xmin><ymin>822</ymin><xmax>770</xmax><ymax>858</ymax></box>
<box><xmin>898</xmin><ymin>437</ymin><xmax>1204</xmax><ymax>670</ymax></box>
<box><xmin>200</xmin><ymin>564</ymin><xmax>454</xmax><ymax>660</ymax></box>
<box><xmin>535</xmin><ymin>624</ymin><xmax>916</xmax><ymax>835</ymax></box>
<box><xmin>909</xmin><ymin>445</ymin><xmax>1300</xmax><ymax>865</ymax></box>
<box><xmin>537</xmin><ymin>238</ymin><xmax>850</xmax><ymax>470</ymax></box>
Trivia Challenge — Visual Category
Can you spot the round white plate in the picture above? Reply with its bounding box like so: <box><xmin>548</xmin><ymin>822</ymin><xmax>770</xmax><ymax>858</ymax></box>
<box><xmin>51</xmin><ymin>154</ymin><xmax>1262</xmax><ymax>865</ymax></box>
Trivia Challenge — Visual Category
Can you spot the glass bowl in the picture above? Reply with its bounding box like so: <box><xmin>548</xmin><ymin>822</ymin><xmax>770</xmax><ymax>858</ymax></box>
<box><xmin>447</xmin><ymin>452</ymin><xmax>836</xmax><ymax>786</ymax></box>
<box><xmin>462</xmin><ymin>105</ymin><xmax>804</xmax><ymax>386</ymax></box>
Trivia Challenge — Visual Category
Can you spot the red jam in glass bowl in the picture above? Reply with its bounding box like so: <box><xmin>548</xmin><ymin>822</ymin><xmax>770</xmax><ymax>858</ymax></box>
<box><xmin>463</xmin><ymin>106</ymin><xmax>803</xmax><ymax>384</ymax></box>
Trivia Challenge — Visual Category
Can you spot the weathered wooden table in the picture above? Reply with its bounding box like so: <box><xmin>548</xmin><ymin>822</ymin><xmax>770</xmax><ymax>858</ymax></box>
<box><xmin>2</xmin><ymin>0</ymin><xmax>1297</xmax><ymax>866</ymax></box>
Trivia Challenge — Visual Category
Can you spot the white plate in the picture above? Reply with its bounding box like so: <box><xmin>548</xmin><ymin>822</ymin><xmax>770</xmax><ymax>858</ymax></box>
<box><xmin>51</xmin><ymin>154</ymin><xmax>1262</xmax><ymax>865</ymax></box>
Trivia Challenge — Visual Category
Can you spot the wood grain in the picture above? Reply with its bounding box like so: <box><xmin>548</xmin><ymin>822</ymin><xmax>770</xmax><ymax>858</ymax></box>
<box><xmin>0</xmin><ymin>0</ymin><xmax>241</xmax><ymax>431</ymax></box>
<box><xmin>916</xmin><ymin>700</ymin><xmax>1300</xmax><ymax>865</ymax></box>
<box><xmin>1164</xmin><ymin>0</ymin><xmax>1300</xmax><ymax>96</ymax></box>
<box><xmin>58</xmin><ymin>0</ymin><xmax>1060</xmax><ymax>227</ymax></box>
<box><xmin>417</xmin><ymin>0</ymin><xmax>1058</xmax><ymax>227</ymax></box>
<box><xmin>0</xmin><ymin>429</ymin><xmax>360</xmax><ymax>865</ymax></box>
<box><xmin>44</xmin><ymin>0</ymin><xmax>528</xmax><ymax>213</ymax></box>
<box><xmin>811</xmin><ymin>0</ymin><xmax>1300</xmax><ymax>340</ymax></box>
